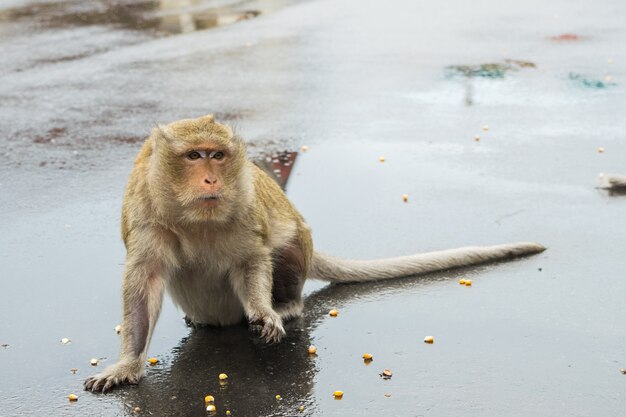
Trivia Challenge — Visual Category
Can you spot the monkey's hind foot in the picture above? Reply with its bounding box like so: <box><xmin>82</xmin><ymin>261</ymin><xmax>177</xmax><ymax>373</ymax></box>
<box><xmin>84</xmin><ymin>360</ymin><xmax>143</xmax><ymax>393</ymax></box>
<box><xmin>249</xmin><ymin>312</ymin><xmax>286</xmax><ymax>344</ymax></box>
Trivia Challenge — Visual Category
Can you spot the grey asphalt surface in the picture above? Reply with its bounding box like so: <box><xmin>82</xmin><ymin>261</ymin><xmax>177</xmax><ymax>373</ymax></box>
<box><xmin>1</xmin><ymin>0</ymin><xmax>625</xmax><ymax>416</ymax></box>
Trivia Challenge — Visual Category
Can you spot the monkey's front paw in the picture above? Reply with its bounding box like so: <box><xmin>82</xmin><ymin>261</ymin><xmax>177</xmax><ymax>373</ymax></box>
<box><xmin>83</xmin><ymin>360</ymin><xmax>143</xmax><ymax>393</ymax></box>
<box><xmin>250</xmin><ymin>313</ymin><xmax>285</xmax><ymax>343</ymax></box>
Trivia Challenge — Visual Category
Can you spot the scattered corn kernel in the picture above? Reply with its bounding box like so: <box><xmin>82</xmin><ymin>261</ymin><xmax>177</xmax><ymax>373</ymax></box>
<box><xmin>381</xmin><ymin>369</ymin><xmax>393</xmax><ymax>379</ymax></box>
<box><xmin>61</xmin><ymin>338</ymin><xmax>71</xmax><ymax>344</ymax></box>
<box><xmin>333</xmin><ymin>391</ymin><xmax>344</xmax><ymax>398</ymax></box>
<box><xmin>424</xmin><ymin>335</ymin><xmax>434</xmax><ymax>344</ymax></box>
<box><xmin>300</xmin><ymin>145</ymin><xmax>309</xmax><ymax>152</ymax></box>
<box><xmin>308</xmin><ymin>345</ymin><xmax>317</xmax><ymax>354</ymax></box>
<box><xmin>134</xmin><ymin>406</ymin><xmax>141</xmax><ymax>413</ymax></box>
<box><xmin>206</xmin><ymin>404</ymin><xmax>216</xmax><ymax>412</ymax></box>
<box><xmin>402</xmin><ymin>194</ymin><xmax>408</xmax><ymax>202</ymax></box>
<box><xmin>474</xmin><ymin>135</ymin><xmax>480</xmax><ymax>142</ymax></box>
<box><xmin>148</xmin><ymin>358</ymin><xmax>158</xmax><ymax>365</ymax></box>
<box><xmin>465</xmin><ymin>279</ymin><xmax>472</xmax><ymax>286</ymax></box>
<box><xmin>299</xmin><ymin>406</ymin><xmax>305</xmax><ymax>412</ymax></box>
<box><xmin>620</xmin><ymin>368</ymin><xmax>626</xmax><ymax>374</ymax></box>
<box><xmin>384</xmin><ymin>393</ymin><xmax>392</xmax><ymax>397</ymax></box>
<box><xmin>329</xmin><ymin>309</ymin><xmax>338</xmax><ymax>317</ymax></box>
<box><xmin>379</xmin><ymin>156</ymin><xmax>386</xmax><ymax>163</ymax></box>
<box><xmin>204</xmin><ymin>395</ymin><xmax>215</xmax><ymax>405</ymax></box>
<box><xmin>90</xmin><ymin>358</ymin><xmax>99</xmax><ymax>366</ymax></box>
<box><xmin>483</xmin><ymin>125</ymin><xmax>489</xmax><ymax>131</ymax></box>
<box><xmin>459</xmin><ymin>278</ymin><xmax>466</xmax><ymax>285</ymax></box>
<box><xmin>597</xmin><ymin>147</ymin><xmax>605</xmax><ymax>153</ymax></box>
<box><xmin>68</xmin><ymin>394</ymin><xmax>78</xmax><ymax>402</ymax></box>
<box><xmin>362</xmin><ymin>353</ymin><xmax>373</xmax><ymax>360</ymax></box>
<box><xmin>275</xmin><ymin>395</ymin><xmax>282</xmax><ymax>400</ymax></box>
<box><xmin>226</xmin><ymin>411</ymin><xmax>231</xmax><ymax>416</ymax></box>
<box><xmin>70</xmin><ymin>368</ymin><xmax>78</xmax><ymax>374</ymax></box>
<box><xmin>219</xmin><ymin>373</ymin><xmax>228</xmax><ymax>380</ymax></box>
<box><xmin>115</xmin><ymin>324</ymin><xmax>122</xmax><ymax>334</ymax></box>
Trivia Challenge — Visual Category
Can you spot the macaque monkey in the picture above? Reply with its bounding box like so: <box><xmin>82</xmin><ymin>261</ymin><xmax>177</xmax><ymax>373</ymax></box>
<box><xmin>84</xmin><ymin>114</ymin><xmax>545</xmax><ymax>392</ymax></box>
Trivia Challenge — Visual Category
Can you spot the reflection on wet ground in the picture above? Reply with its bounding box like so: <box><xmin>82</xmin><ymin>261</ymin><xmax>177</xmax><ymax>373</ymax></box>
<box><xmin>568</xmin><ymin>72</ymin><xmax>617</xmax><ymax>89</ymax></box>
<box><xmin>446</xmin><ymin>59</ymin><xmax>536</xmax><ymax>80</ymax></box>
<box><xmin>0</xmin><ymin>0</ymin><xmax>277</xmax><ymax>35</ymax></box>
<box><xmin>255</xmin><ymin>151</ymin><xmax>298</xmax><ymax>189</ymax></box>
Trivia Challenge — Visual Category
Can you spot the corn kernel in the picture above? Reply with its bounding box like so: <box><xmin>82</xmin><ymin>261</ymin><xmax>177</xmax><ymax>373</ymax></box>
<box><xmin>206</xmin><ymin>404</ymin><xmax>216</xmax><ymax>412</ymax></box>
<box><xmin>90</xmin><ymin>358</ymin><xmax>99</xmax><ymax>366</ymax></box>
<box><xmin>275</xmin><ymin>395</ymin><xmax>282</xmax><ymax>400</ymax></box>
<box><xmin>204</xmin><ymin>395</ymin><xmax>215</xmax><ymax>405</ymax></box>
<box><xmin>474</xmin><ymin>135</ymin><xmax>480</xmax><ymax>142</ymax></box>
<box><xmin>148</xmin><ymin>358</ymin><xmax>158</xmax><ymax>365</ymax></box>
<box><xmin>68</xmin><ymin>394</ymin><xmax>78</xmax><ymax>402</ymax></box>
<box><xmin>381</xmin><ymin>369</ymin><xmax>393</xmax><ymax>379</ymax></box>
<box><xmin>115</xmin><ymin>325</ymin><xmax>122</xmax><ymax>334</ymax></box>
<box><xmin>424</xmin><ymin>336</ymin><xmax>434</xmax><ymax>344</ymax></box>
<box><xmin>483</xmin><ymin>125</ymin><xmax>489</xmax><ymax>131</ymax></box>
<box><xmin>308</xmin><ymin>345</ymin><xmax>317</xmax><ymax>354</ymax></box>
<box><xmin>134</xmin><ymin>406</ymin><xmax>141</xmax><ymax>413</ymax></box>
<box><xmin>61</xmin><ymin>338</ymin><xmax>71</xmax><ymax>344</ymax></box>
<box><xmin>379</xmin><ymin>156</ymin><xmax>386</xmax><ymax>163</ymax></box>
<box><xmin>226</xmin><ymin>411</ymin><xmax>231</xmax><ymax>416</ymax></box>
<box><xmin>300</xmin><ymin>145</ymin><xmax>309</xmax><ymax>152</ymax></box>
<box><xmin>362</xmin><ymin>353</ymin><xmax>373</xmax><ymax>360</ymax></box>
<box><xmin>219</xmin><ymin>373</ymin><xmax>228</xmax><ymax>380</ymax></box>
<box><xmin>597</xmin><ymin>147</ymin><xmax>605</xmax><ymax>153</ymax></box>
<box><xmin>333</xmin><ymin>390</ymin><xmax>344</xmax><ymax>398</ymax></box>
<box><xmin>402</xmin><ymin>194</ymin><xmax>408</xmax><ymax>202</ymax></box>
<box><xmin>299</xmin><ymin>406</ymin><xmax>305</xmax><ymax>412</ymax></box>
<box><xmin>459</xmin><ymin>278</ymin><xmax>466</xmax><ymax>285</ymax></box>
<box><xmin>329</xmin><ymin>309</ymin><xmax>338</xmax><ymax>317</ymax></box>
<box><xmin>465</xmin><ymin>279</ymin><xmax>472</xmax><ymax>286</ymax></box>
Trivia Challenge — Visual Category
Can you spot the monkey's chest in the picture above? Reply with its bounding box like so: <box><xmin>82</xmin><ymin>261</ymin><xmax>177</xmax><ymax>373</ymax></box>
<box><xmin>166</xmin><ymin>263</ymin><xmax>245</xmax><ymax>327</ymax></box>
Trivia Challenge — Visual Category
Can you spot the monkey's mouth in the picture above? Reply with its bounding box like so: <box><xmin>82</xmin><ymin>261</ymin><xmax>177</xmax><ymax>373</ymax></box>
<box><xmin>197</xmin><ymin>195</ymin><xmax>221</xmax><ymax>207</ymax></box>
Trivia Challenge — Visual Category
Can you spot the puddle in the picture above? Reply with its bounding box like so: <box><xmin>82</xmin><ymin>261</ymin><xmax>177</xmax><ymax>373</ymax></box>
<box><xmin>567</xmin><ymin>72</ymin><xmax>616</xmax><ymax>89</ymax></box>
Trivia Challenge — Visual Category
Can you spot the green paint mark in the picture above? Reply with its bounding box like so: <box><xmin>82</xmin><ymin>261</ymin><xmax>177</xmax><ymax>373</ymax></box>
<box><xmin>446</xmin><ymin>59</ymin><xmax>536</xmax><ymax>79</ymax></box>
<box><xmin>568</xmin><ymin>72</ymin><xmax>616</xmax><ymax>89</ymax></box>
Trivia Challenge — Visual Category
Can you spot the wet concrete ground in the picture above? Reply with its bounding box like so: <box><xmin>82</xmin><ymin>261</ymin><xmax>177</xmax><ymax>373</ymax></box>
<box><xmin>1</xmin><ymin>0</ymin><xmax>626</xmax><ymax>416</ymax></box>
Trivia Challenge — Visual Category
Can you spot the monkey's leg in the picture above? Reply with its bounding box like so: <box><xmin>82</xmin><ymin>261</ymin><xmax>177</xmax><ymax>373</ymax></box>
<box><xmin>84</xmin><ymin>260</ymin><xmax>164</xmax><ymax>392</ymax></box>
<box><xmin>232</xmin><ymin>256</ymin><xmax>286</xmax><ymax>343</ymax></box>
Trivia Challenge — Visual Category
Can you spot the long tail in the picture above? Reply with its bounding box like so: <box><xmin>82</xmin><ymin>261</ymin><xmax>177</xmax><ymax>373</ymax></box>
<box><xmin>309</xmin><ymin>242</ymin><xmax>545</xmax><ymax>283</ymax></box>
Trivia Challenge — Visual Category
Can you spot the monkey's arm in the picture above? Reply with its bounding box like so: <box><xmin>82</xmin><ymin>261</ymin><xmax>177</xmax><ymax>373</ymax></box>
<box><xmin>84</xmin><ymin>257</ymin><xmax>164</xmax><ymax>392</ymax></box>
<box><xmin>232</xmin><ymin>253</ymin><xmax>285</xmax><ymax>343</ymax></box>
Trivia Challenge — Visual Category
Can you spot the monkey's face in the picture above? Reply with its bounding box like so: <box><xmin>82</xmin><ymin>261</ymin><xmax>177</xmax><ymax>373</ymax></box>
<box><xmin>152</xmin><ymin>116</ymin><xmax>249</xmax><ymax>224</ymax></box>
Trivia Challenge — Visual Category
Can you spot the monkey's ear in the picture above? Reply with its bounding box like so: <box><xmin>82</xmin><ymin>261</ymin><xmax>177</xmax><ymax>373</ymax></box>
<box><xmin>200</xmin><ymin>114</ymin><xmax>215</xmax><ymax>123</ymax></box>
<box><xmin>152</xmin><ymin>124</ymin><xmax>172</xmax><ymax>152</ymax></box>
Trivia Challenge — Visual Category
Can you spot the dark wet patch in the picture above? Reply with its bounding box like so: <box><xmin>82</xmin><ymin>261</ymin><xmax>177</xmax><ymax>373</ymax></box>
<box><xmin>568</xmin><ymin>72</ymin><xmax>616</xmax><ymax>89</ymax></box>
<box><xmin>33</xmin><ymin>127</ymin><xmax>67</xmax><ymax>144</ymax></box>
<box><xmin>445</xmin><ymin>59</ymin><xmax>536</xmax><ymax>79</ymax></box>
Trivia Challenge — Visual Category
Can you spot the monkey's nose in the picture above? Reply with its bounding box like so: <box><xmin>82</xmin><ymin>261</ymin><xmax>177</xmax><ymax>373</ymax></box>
<box><xmin>204</xmin><ymin>178</ymin><xmax>218</xmax><ymax>185</ymax></box>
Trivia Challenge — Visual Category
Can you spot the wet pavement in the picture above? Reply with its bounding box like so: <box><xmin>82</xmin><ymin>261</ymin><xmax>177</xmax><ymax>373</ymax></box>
<box><xmin>1</xmin><ymin>0</ymin><xmax>626</xmax><ymax>416</ymax></box>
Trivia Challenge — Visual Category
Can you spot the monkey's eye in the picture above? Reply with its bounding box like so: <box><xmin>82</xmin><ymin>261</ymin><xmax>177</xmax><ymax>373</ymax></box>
<box><xmin>211</xmin><ymin>151</ymin><xmax>225</xmax><ymax>160</ymax></box>
<box><xmin>186</xmin><ymin>151</ymin><xmax>202</xmax><ymax>160</ymax></box>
